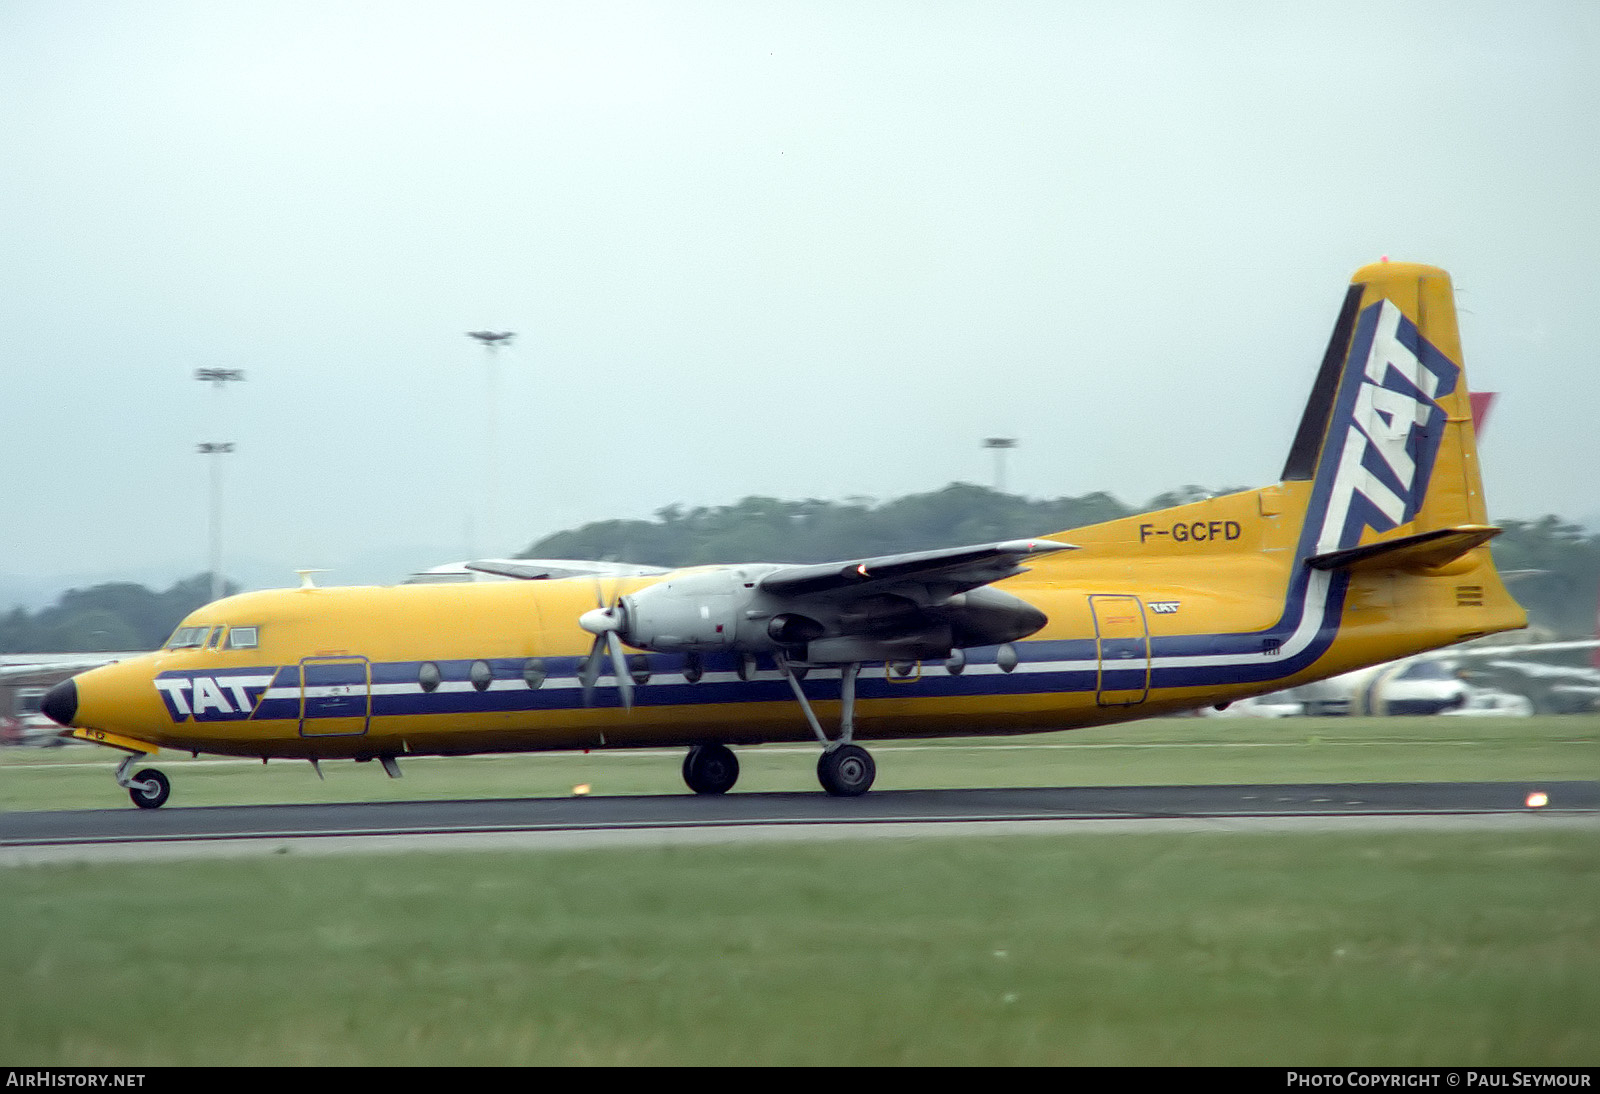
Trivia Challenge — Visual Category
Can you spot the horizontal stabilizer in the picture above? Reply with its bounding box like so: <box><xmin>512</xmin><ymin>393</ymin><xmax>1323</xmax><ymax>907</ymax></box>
<box><xmin>1305</xmin><ymin>525</ymin><xmax>1501</xmax><ymax>574</ymax></box>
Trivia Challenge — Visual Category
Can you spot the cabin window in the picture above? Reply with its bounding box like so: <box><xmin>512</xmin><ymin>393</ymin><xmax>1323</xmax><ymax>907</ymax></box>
<box><xmin>418</xmin><ymin>662</ymin><xmax>441</xmax><ymax>692</ymax></box>
<box><xmin>165</xmin><ymin>626</ymin><xmax>210</xmax><ymax>649</ymax></box>
<box><xmin>522</xmin><ymin>659</ymin><xmax>546</xmax><ymax>689</ymax></box>
<box><xmin>226</xmin><ymin>626</ymin><xmax>260</xmax><ymax>650</ymax></box>
<box><xmin>470</xmin><ymin>660</ymin><xmax>493</xmax><ymax>692</ymax></box>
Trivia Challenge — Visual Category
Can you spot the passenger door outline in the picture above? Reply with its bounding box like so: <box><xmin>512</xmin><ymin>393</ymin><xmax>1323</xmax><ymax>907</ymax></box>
<box><xmin>1090</xmin><ymin>595</ymin><xmax>1150</xmax><ymax>706</ymax></box>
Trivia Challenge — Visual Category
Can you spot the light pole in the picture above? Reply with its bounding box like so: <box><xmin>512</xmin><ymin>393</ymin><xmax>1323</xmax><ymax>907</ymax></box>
<box><xmin>465</xmin><ymin>331</ymin><xmax>514</xmax><ymax>558</ymax></box>
<box><xmin>195</xmin><ymin>368</ymin><xmax>245</xmax><ymax>602</ymax></box>
<box><xmin>983</xmin><ymin>437</ymin><xmax>1017</xmax><ymax>494</ymax></box>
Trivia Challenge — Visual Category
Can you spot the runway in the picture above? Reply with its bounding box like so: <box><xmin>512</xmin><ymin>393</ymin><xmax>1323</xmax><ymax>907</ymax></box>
<box><xmin>4</xmin><ymin>781</ymin><xmax>1597</xmax><ymax>863</ymax></box>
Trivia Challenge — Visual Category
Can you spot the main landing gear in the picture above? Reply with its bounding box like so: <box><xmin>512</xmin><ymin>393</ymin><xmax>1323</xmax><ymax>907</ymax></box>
<box><xmin>683</xmin><ymin>742</ymin><xmax>740</xmax><ymax>795</ymax></box>
<box><xmin>677</xmin><ymin>658</ymin><xmax>879</xmax><ymax>797</ymax></box>
<box><xmin>777</xmin><ymin>655</ymin><xmax>877</xmax><ymax>797</ymax></box>
<box><xmin>115</xmin><ymin>755</ymin><xmax>171</xmax><ymax>809</ymax></box>
<box><xmin>816</xmin><ymin>742</ymin><xmax>876</xmax><ymax>797</ymax></box>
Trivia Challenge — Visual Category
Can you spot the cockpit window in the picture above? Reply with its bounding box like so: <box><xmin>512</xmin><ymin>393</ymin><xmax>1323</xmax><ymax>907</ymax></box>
<box><xmin>205</xmin><ymin>626</ymin><xmax>225</xmax><ymax>649</ymax></box>
<box><xmin>226</xmin><ymin>626</ymin><xmax>260</xmax><ymax>650</ymax></box>
<box><xmin>166</xmin><ymin>626</ymin><xmax>210</xmax><ymax>649</ymax></box>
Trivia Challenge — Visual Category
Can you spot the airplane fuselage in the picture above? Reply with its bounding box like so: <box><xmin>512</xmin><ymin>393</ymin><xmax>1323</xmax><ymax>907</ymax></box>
<box><xmin>45</xmin><ymin>262</ymin><xmax>1529</xmax><ymax>803</ymax></box>
<box><xmin>64</xmin><ymin>479</ymin><xmax>1518</xmax><ymax>764</ymax></box>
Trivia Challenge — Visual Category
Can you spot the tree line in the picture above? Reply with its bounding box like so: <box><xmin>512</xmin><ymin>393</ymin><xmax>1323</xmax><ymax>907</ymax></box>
<box><xmin>521</xmin><ymin>485</ymin><xmax>1599</xmax><ymax>637</ymax></box>
<box><xmin>524</xmin><ymin>483</ymin><xmax>1141</xmax><ymax>571</ymax></box>
<box><xmin>2</xmin><ymin>485</ymin><xmax>1595</xmax><ymax>652</ymax></box>
<box><xmin>0</xmin><ymin>575</ymin><xmax>235</xmax><ymax>654</ymax></box>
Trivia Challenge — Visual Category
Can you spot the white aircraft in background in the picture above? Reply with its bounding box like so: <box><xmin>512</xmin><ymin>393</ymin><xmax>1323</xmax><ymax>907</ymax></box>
<box><xmin>403</xmin><ymin>559</ymin><xmax>670</xmax><ymax>585</ymax></box>
<box><xmin>1284</xmin><ymin>633</ymin><xmax>1599</xmax><ymax>717</ymax></box>
<box><xmin>1</xmin><ymin>655</ymin><xmax>138</xmax><ymax>745</ymax></box>
<box><xmin>1212</xmin><ymin>588</ymin><xmax>1598</xmax><ymax>718</ymax></box>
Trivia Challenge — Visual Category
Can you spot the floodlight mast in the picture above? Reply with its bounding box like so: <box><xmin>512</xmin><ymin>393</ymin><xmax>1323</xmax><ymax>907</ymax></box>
<box><xmin>983</xmin><ymin>437</ymin><xmax>1018</xmax><ymax>494</ymax></box>
<box><xmin>465</xmin><ymin>332</ymin><xmax>515</xmax><ymax>558</ymax></box>
<box><xmin>195</xmin><ymin>369</ymin><xmax>246</xmax><ymax>603</ymax></box>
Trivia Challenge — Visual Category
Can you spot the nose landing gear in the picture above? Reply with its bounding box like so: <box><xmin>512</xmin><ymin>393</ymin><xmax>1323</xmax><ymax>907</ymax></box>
<box><xmin>115</xmin><ymin>755</ymin><xmax>171</xmax><ymax>809</ymax></box>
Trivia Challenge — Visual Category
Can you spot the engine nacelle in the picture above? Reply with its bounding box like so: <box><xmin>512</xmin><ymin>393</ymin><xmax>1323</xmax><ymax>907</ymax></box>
<box><xmin>619</xmin><ymin>568</ymin><xmax>765</xmax><ymax>652</ymax></box>
<box><xmin>610</xmin><ymin>565</ymin><xmax>1050</xmax><ymax>661</ymax></box>
<box><xmin>767</xmin><ymin>613</ymin><xmax>826</xmax><ymax>646</ymax></box>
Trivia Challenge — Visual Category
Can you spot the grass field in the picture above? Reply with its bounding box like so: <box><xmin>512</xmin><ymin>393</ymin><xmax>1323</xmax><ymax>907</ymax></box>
<box><xmin>3</xmin><ymin>715</ymin><xmax>1597</xmax><ymax>1066</ymax></box>
<box><xmin>3</xmin><ymin>830</ymin><xmax>1597</xmax><ymax>1065</ymax></box>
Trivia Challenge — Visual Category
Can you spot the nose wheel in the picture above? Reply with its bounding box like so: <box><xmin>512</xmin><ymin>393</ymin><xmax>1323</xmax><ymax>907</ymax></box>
<box><xmin>115</xmin><ymin>756</ymin><xmax>171</xmax><ymax>809</ymax></box>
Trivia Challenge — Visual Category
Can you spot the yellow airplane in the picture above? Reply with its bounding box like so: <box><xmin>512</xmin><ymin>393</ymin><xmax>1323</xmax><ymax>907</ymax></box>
<box><xmin>42</xmin><ymin>261</ymin><xmax>1527</xmax><ymax>807</ymax></box>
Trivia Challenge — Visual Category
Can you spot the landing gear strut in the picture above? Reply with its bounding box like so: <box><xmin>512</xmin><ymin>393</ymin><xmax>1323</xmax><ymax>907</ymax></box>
<box><xmin>116</xmin><ymin>755</ymin><xmax>171</xmax><ymax>809</ymax></box>
<box><xmin>682</xmin><ymin>742</ymin><xmax>740</xmax><ymax>795</ymax></box>
<box><xmin>775</xmin><ymin>655</ymin><xmax>877</xmax><ymax>797</ymax></box>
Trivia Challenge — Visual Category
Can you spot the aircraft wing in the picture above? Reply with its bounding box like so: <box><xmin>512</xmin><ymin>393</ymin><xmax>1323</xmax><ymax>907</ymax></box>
<box><xmin>758</xmin><ymin>538</ymin><xmax>1076</xmax><ymax>599</ymax></box>
<box><xmin>1466</xmin><ymin>639</ymin><xmax>1600</xmax><ymax>656</ymax></box>
<box><xmin>466</xmin><ymin>559</ymin><xmax>671</xmax><ymax>581</ymax></box>
<box><xmin>1415</xmin><ymin>638</ymin><xmax>1600</xmax><ymax>662</ymax></box>
<box><xmin>1483</xmin><ymin>659</ymin><xmax>1600</xmax><ymax>682</ymax></box>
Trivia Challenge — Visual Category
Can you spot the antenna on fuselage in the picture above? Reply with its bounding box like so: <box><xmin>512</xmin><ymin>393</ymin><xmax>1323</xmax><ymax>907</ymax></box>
<box><xmin>295</xmin><ymin>569</ymin><xmax>329</xmax><ymax>590</ymax></box>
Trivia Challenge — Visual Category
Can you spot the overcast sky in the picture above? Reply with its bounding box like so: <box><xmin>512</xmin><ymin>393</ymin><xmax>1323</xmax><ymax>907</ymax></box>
<box><xmin>3</xmin><ymin>1</ymin><xmax>1597</xmax><ymax>605</ymax></box>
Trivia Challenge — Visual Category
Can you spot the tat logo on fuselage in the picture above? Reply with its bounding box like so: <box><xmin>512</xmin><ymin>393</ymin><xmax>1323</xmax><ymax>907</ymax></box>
<box><xmin>155</xmin><ymin>672</ymin><xmax>274</xmax><ymax>722</ymax></box>
<box><xmin>1315</xmin><ymin>299</ymin><xmax>1461</xmax><ymax>554</ymax></box>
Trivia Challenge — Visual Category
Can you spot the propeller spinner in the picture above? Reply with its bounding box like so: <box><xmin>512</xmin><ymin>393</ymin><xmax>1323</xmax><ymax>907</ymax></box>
<box><xmin>577</xmin><ymin>585</ymin><xmax>635</xmax><ymax>711</ymax></box>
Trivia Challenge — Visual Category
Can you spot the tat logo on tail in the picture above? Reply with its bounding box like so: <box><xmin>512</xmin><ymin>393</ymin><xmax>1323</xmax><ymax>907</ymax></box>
<box><xmin>1315</xmin><ymin>300</ymin><xmax>1461</xmax><ymax>555</ymax></box>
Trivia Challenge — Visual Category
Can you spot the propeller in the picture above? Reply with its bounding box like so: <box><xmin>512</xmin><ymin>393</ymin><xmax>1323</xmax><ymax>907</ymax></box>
<box><xmin>577</xmin><ymin>576</ymin><xmax>635</xmax><ymax>711</ymax></box>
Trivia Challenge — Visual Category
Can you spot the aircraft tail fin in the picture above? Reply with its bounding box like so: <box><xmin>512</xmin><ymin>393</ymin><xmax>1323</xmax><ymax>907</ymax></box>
<box><xmin>1288</xmin><ymin>261</ymin><xmax>1497</xmax><ymax>561</ymax></box>
<box><xmin>1034</xmin><ymin>261</ymin><xmax>1526</xmax><ymax>661</ymax></box>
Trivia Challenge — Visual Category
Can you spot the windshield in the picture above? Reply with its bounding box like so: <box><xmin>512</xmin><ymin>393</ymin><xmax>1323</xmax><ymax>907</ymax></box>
<box><xmin>165</xmin><ymin>625</ymin><xmax>211</xmax><ymax>649</ymax></box>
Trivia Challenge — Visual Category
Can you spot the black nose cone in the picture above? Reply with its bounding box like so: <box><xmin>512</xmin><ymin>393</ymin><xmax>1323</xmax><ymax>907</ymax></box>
<box><xmin>41</xmin><ymin>678</ymin><xmax>78</xmax><ymax>727</ymax></box>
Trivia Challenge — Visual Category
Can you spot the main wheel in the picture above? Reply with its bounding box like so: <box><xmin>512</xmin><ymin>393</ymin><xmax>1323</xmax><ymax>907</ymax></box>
<box><xmin>128</xmin><ymin>768</ymin><xmax>171</xmax><ymax>809</ymax></box>
<box><xmin>682</xmin><ymin>743</ymin><xmax>739</xmax><ymax>795</ymax></box>
<box><xmin>817</xmin><ymin>744</ymin><xmax>875</xmax><ymax>797</ymax></box>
